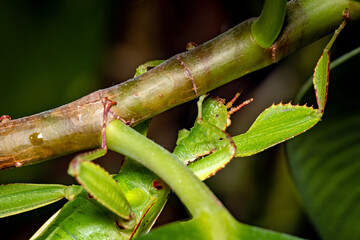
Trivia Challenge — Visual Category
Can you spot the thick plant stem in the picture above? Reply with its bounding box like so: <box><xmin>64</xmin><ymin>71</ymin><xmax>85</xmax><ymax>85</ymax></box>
<box><xmin>106</xmin><ymin>120</ymin><xmax>224</xmax><ymax>217</ymax></box>
<box><xmin>1</xmin><ymin>0</ymin><xmax>360</xmax><ymax>170</ymax></box>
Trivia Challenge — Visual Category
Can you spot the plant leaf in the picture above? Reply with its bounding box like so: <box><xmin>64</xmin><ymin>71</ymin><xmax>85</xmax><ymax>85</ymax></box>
<box><xmin>286</xmin><ymin>47</ymin><xmax>360</xmax><ymax>240</ymax></box>
<box><xmin>312</xmin><ymin>51</ymin><xmax>329</xmax><ymax>112</ymax></box>
<box><xmin>0</xmin><ymin>183</ymin><xmax>67</xmax><ymax>218</ymax></box>
<box><xmin>31</xmin><ymin>195</ymin><xmax>127</xmax><ymax>240</ymax></box>
<box><xmin>233</xmin><ymin>103</ymin><xmax>321</xmax><ymax>157</ymax></box>
<box><xmin>135</xmin><ymin>217</ymin><xmax>303</xmax><ymax>240</ymax></box>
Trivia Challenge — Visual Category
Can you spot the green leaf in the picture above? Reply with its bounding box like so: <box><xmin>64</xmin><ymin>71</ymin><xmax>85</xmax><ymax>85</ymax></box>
<box><xmin>286</xmin><ymin>47</ymin><xmax>360</xmax><ymax>240</ymax></box>
<box><xmin>135</xmin><ymin>216</ymin><xmax>303</xmax><ymax>240</ymax></box>
<box><xmin>31</xmin><ymin>195</ymin><xmax>127</xmax><ymax>240</ymax></box>
<box><xmin>312</xmin><ymin>52</ymin><xmax>329</xmax><ymax>112</ymax></box>
<box><xmin>0</xmin><ymin>183</ymin><xmax>67</xmax><ymax>218</ymax></box>
<box><xmin>234</xmin><ymin>103</ymin><xmax>321</xmax><ymax>157</ymax></box>
<box><xmin>311</xmin><ymin>11</ymin><xmax>347</xmax><ymax>113</ymax></box>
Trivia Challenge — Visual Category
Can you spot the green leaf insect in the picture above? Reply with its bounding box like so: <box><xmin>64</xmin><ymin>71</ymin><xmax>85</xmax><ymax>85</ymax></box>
<box><xmin>174</xmin><ymin>93</ymin><xmax>253</xmax><ymax>180</ymax></box>
<box><xmin>0</xmin><ymin>9</ymin><xmax>349</xmax><ymax>240</ymax></box>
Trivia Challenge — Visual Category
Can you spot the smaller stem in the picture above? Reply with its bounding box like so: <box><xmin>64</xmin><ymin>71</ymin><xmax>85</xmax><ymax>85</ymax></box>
<box><xmin>325</xmin><ymin>8</ymin><xmax>349</xmax><ymax>53</ymax></box>
<box><xmin>251</xmin><ymin>0</ymin><xmax>286</xmax><ymax>48</ymax></box>
<box><xmin>106</xmin><ymin>120</ymin><xmax>224</xmax><ymax>218</ymax></box>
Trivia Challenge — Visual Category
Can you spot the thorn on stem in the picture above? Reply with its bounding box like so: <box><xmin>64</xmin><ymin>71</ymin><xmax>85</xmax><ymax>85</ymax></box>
<box><xmin>0</xmin><ymin>115</ymin><xmax>11</xmax><ymax>123</ymax></box>
<box><xmin>342</xmin><ymin>8</ymin><xmax>350</xmax><ymax>20</ymax></box>
<box><xmin>15</xmin><ymin>161</ymin><xmax>24</xmax><ymax>168</ymax></box>
<box><xmin>186</xmin><ymin>42</ymin><xmax>198</xmax><ymax>51</ymax></box>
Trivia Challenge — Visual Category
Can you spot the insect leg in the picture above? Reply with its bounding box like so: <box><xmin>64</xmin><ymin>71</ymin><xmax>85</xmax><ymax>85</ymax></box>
<box><xmin>67</xmin><ymin>98</ymin><xmax>134</xmax><ymax>223</ymax></box>
<box><xmin>188</xmin><ymin>119</ymin><xmax>236</xmax><ymax>180</ymax></box>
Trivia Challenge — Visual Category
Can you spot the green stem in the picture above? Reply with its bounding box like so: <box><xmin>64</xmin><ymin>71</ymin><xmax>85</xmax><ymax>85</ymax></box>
<box><xmin>251</xmin><ymin>0</ymin><xmax>287</xmax><ymax>48</ymax></box>
<box><xmin>106</xmin><ymin>120</ymin><xmax>223</xmax><ymax>217</ymax></box>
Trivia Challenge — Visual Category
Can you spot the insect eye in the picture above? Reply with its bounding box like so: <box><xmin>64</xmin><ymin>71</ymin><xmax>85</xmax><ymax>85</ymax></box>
<box><xmin>152</xmin><ymin>180</ymin><xmax>165</xmax><ymax>190</ymax></box>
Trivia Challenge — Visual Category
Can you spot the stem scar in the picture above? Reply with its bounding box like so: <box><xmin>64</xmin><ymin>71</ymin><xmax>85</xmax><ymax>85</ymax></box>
<box><xmin>102</xmin><ymin>97</ymin><xmax>117</xmax><ymax>149</ymax></box>
<box><xmin>100</xmin><ymin>91</ymin><xmax>131</xmax><ymax>126</ymax></box>
<box><xmin>176</xmin><ymin>56</ymin><xmax>198</xmax><ymax>97</ymax></box>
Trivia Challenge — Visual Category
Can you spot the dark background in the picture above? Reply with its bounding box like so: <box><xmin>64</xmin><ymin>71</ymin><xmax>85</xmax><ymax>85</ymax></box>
<box><xmin>1</xmin><ymin>1</ymin><xmax>359</xmax><ymax>239</ymax></box>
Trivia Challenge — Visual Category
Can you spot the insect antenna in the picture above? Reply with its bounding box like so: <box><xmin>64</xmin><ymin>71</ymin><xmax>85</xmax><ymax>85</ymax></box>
<box><xmin>225</xmin><ymin>91</ymin><xmax>242</xmax><ymax>109</ymax></box>
<box><xmin>228</xmin><ymin>98</ymin><xmax>253</xmax><ymax>116</ymax></box>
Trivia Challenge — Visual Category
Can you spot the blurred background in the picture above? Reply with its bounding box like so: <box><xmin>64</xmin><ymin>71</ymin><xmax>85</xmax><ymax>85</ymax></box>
<box><xmin>1</xmin><ymin>0</ymin><xmax>359</xmax><ymax>239</ymax></box>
